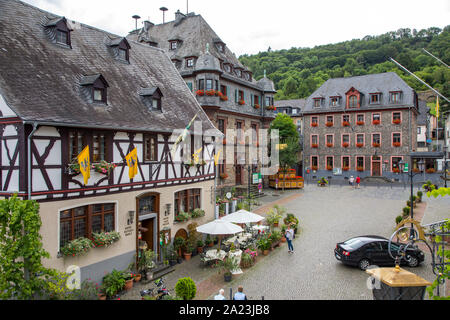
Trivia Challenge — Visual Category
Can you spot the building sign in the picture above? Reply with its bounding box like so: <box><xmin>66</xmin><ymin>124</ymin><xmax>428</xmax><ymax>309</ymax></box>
<box><xmin>124</xmin><ymin>225</ymin><xmax>133</xmax><ymax>237</ymax></box>
<box><xmin>403</xmin><ymin>163</ymin><xmax>409</xmax><ymax>173</ymax></box>
<box><xmin>252</xmin><ymin>173</ymin><xmax>261</xmax><ymax>184</ymax></box>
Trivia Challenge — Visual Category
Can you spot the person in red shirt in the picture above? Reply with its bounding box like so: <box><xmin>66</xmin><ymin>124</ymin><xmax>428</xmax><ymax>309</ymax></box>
<box><xmin>355</xmin><ymin>176</ymin><xmax>361</xmax><ymax>189</ymax></box>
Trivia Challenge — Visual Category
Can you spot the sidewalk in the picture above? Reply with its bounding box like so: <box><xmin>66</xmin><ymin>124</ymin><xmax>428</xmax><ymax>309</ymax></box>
<box><xmin>119</xmin><ymin>188</ymin><xmax>303</xmax><ymax>300</ymax></box>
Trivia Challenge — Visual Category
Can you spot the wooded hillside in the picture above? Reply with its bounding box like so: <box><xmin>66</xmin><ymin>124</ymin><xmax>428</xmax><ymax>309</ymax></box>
<box><xmin>239</xmin><ymin>26</ymin><xmax>449</xmax><ymax>110</ymax></box>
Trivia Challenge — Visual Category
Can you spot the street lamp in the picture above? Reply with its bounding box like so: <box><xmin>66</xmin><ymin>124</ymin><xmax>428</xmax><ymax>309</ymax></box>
<box><xmin>398</xmin><ymin>159</ymin><xmax>425</xmax><ymax>239</ymax></box>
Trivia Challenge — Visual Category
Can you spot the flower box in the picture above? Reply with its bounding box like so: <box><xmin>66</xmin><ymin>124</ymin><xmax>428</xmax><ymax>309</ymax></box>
<box><xmin>326</xmin><ymin>143</ymin><xmax>334</xmax><ymax>148</ymax></box>
<box><xmin>196</xmin><ymin>90</ymin><xmax>205</xmax><ymax>96</ymax></box>
<box><xmin>372</xmin><ymin>143</ymin><xmax>380</xmax><ymax>148</ymax></box>
<box><xmin>357</xmin><ymin>167</ymin><xmax>364</xmax><ymax>172</ymax></box>
<box><xmin>412</xmin><ymin>168</ymin><xmax>421</xmax><ymax>173</ymax></box>
<box><xmin>356</xmin><ymin>121</ymin><xmax>365</xmax><ymax>126</ymax></box>
<box><xmin>342</xmin><ymin>121</ymin><xmax>350</xmax><ymax>127</ymax></box>
<box><xmin>311</xmin><ymin>143</ymin><xmax>318</xmax><ymax>148</ymax></box>
<box><xmin>238</xmin><ymin>100</ymin><xmax>245</xmax><ymax>105</ymax></box>
<box><xmin>205</xmin><ymin>90</ymin><xmax>216</xmax><ymax>96</ymax></box>
<box><xmin>342</xmin><ymin>142</ymin><xmax>349</xmax><ymax>148</ymax></box>
<box><xmin>311</xmin><ymin>122</ymin><xmax>318</xmax><ymax>127</ymax></box>
<box><xmin>372</xmin><ymin>120</ymin><xmax>380</xmax><ymax>125</ymax></box>
<box><xmin>326</xmin><ymin>166</ymin><xmax>333</xmax><ymax>171</ymax></box>
<box><xmin>356</xmin><ymin>143</ymin><xmax>364</xmax><ymax>148</ymax></box>
<box><xmin>92</xmin><ymin>161</ymin><xmax>117</xmax><ymax>175</ymax></box>
<box><xmin>342</xmin><ymin>167</ymin><xmax>349</xmax><ymax>171</ymax></box>
<box><xmin>393</xmin><ymin>142</ymin><xmax>401</xmax><ymax>147</ymax></box>
<box><xmin>92</xmin><ymin>231</ymin><xmax>121</xmax><ymax>248</ymax></box>
<box><xmin>426</xmin><ymin>168</ymin><xmax>436</xmax><ymax>174</ymax></box>
<box><xmin>392</xmin><ymin>168</ymin><xmax>400</xmax><ymax>173</ymax></box>
<box><xmin>326</xmin><ymin>122</ymin><xmax>333</xmax><ymax>127</ymax></box>
<box><xmin>60</xmin><ymin>237</ymin><xmax>93</xmax><ymax>257</ymax></box>
<box><xmin>254</xmin><ymin>104</ymin><xmax>260</xmax><ymax>109</ymax></box>
<box><xmin>393</xmin><ymin>119</ymin><xmax>401</xmax><ymax>124</ymax></box>
<box><xmin>220</xmin><ymin>95</ymin><xmax>228</xmax><ymax>101</ymax></box>
<box><xmin>311</xmin><ymin>166</ymin><xmax>318</xmax><ymax>171</ymax></box>
<box><xmin>266</xmin><ymin>105</ymin><xmax>276</xmax><ymax>111</ymax></box>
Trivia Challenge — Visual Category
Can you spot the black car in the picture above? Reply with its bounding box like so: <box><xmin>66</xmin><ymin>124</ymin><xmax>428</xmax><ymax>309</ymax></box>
<box><xmin>334</xmin><ymin>235</ymin><xmax>425</xmax><ymax>270</ymax></box>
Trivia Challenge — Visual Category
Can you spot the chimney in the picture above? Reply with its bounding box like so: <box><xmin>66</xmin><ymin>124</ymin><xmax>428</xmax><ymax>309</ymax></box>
<box><xmin>143</xmin><ymin>20</ymin><xmax>154</xmax><ymax>31</ymax></box>
<box><xmin>175</xmin><ymin>9</ymin><xmax>186</xmax><ymax>21</ymax></box>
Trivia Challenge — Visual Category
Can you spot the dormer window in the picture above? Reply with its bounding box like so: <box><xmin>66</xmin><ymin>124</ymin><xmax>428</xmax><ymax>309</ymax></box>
<box><xmin>313</xmin><ymin>98</ymin><xmax>323</xmax><ymax>108</ymax></box>
<box><xmin>390</xmin><ymin>91</ymin><xmax>402</xmax><ymax>104</ymax></box>
<box><xmin>80</xmin><ymin>74</ymin><xmax>109</xmax><ymax>105</ymax></box>
<box><xmin>108</xmin><ymin>37</ymin><xmax>130</xmax><ymax>63</ymax></box>
<box><xmin>186</xmin><ymin>57</ymin><xmax>195</xmax><ymax>68</ymax></box>
<box><xmin>139</xmin><ymin>87</ymin><xmax>163</xmax><ymax>111</ymax></box>
<box><xmin>330</xmin><ymin>96</ymin><xmax>341</xmax><ymax>107</ymax></box>
<box><xmin>370</xmin><ymin>93</ymin><xmax>381</xmax><ymax>104</ymax></box>
<box><xmin>235</xmin><ymin>69</ymin><xmax>242</xmax><ymax>78</ymax></box>
<box><xmin>223</xmin><ymin>63</ymin><xmax>232</xmax><ymax>73</ymax></box>
<box><xmin>45</xmin><ymin>17</ymin><xmax>72</xmax><ymax>47</ymax></box>
<box><xmin>170</xmin><ymin>41</ymin><xmax>177</xmax><ymax>50</ymax></box>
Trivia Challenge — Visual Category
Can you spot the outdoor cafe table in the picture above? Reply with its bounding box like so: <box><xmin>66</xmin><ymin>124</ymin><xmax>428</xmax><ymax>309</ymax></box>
<box><xmin>224</xmin><ymin>233</ymin><xmax>253</xmax><ymax>246</ymax></box>
<box><xmin>252</xmin><ymin>225</ymin><xmax>269</xmax><ymax>232</ymax></box>
<box><xmin>205</xmin><ymin>249</ymin><xmax>227</xmax><ymax>261</ymax></box>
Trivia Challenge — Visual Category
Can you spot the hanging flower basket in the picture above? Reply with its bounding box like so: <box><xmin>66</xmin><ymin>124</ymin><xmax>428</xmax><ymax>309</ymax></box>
<box><xmin>93</xmin><ymin>161</ymin><xmax>117</xmax><ymax>175</ymax></box>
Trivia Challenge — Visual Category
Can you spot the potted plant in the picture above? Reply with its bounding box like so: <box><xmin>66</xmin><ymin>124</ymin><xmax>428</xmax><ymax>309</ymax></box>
<box><xmin>219</xmin><ymin>256</ymin><xmax>239</xmax><ymax>282</ymax></box>
<box><xmin>168</xmin><ymin>246</ymin><xmax>178</xmax><ymax>267</ymax></box>
<box><xmin>417</xmin><ymin>191</ymin><xmax>423</xmax><ymax>203</ymax></box>
<box><xmin>280</xmin><ymin>225</ymin><xmax>287</xmax><ymax>242</ymax></box>
<box><xmin>102</xmin><ymin>269</ymin><xmax>126</xmax><ymax>298</ymax></box>
<box><xmin>123</xmin><ymin>272</ymin><xmax>134</xmax><ymax>290</ymax></box>
<box><xmin>240</xmin><ymin>251</ymin><xmax>254</xmax><ymax>269</ymax></box>
<box><xmin>183</xmin><ymin>242</ymin><xmax>194</xmax><ymax>261</ymax></box>
<box><xmin>256</xmin><ymin>234</ymin><xmax>271</xmax><ymax>256</ymax></box>
<box><xmin>269</xmin><ymin>230</ymin><xmax>282</xmax><ymax>248</ymax></box>
<box><xmin>205</xmin><ymin>235</ymin><xmax>213</xmax><ymax>247</ymax></box>
<box><xmin>317</xmin><ymin>177</ymin><xmax>328</xmax><ymax>186</ymax></box>
<box><xmin>266</xmin><ymin>208</ymin><xmax>282</xmax><ymax>228</ymax></box>
<box><xmin>173</xmin><ymin>237</ymin><xmax>186</xmax><ymax>259</ymax></box>
<box><xmin>284</xmin><ymin>213</ymin><xmax>299</xmax><ymax>233</ymax></box>
<box><xmin>197</xmin><ymin>239</ymin><xmax>204</xmax><ymax>254</ymax></box>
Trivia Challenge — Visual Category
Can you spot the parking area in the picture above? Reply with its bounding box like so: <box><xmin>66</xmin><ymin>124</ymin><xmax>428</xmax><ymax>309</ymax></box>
<box><xmin>216</xmin><ymin>185</ymin><xmax>449</xmax><ymax>300</ymax></box>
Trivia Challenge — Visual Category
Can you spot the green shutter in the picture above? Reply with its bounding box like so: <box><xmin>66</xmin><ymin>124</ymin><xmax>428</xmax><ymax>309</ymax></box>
<box><xmin>235</xmin><ymin>89</ymin><xmax>238</xmax><ymax>103</ymax></box>
<box><xmin>251</xmin><ymin>94</ymin><xmax>254</xmax><ymax>106</ymax></box>
<box><xmin>187</xmin><ymin>82</ymin><xmax>193</xmax><ymax>92</ymax></box>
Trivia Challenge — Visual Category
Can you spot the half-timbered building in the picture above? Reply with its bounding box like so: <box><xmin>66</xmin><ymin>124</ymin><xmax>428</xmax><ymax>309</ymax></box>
<box><xmin>0</xmin><ymin>0</ymin><xmax>220</xmax><ymax>282</ymax></box>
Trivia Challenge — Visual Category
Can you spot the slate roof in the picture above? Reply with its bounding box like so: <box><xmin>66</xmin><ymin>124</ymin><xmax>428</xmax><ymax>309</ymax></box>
<box><xmin>0</xmin><ymin>0</ymin><xmax>219</xmax><ymax>135</ymax></box>
<box><xmin>274</xmin><ymin>99</ymin><xmax>307</xmax><ymax>110</ymax></box>
<box><xmin>128</xmin><ymin>12</ymin><xmax>275</xmax><ymax>92</ymax></box>
<box><xmin>303</xmin><ymin>72</ymin><xmax>417</xmax><ymax>114</ymax></box>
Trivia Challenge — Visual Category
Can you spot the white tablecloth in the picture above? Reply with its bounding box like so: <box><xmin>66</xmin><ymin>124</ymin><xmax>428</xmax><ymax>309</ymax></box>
<box><xmin>205</xmin><ymin>249</ymin><xmax>226</xmax><ymax>261</ymax></box>
<box><xmin>252</xmin><ymin>225</ymin><xmax>269</xmax><ymax>231</ymax></box>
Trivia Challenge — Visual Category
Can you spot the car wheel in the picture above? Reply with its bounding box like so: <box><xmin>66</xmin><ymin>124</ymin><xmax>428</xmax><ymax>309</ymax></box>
<box><xmin>358</xmin><ymin>258</ymin><xmax>370</xmax><ymax>271</ymax></box>
<box><xmin>406</xmin><ymin>255</ymin><xmax>419</xmax><ymax>267</ymax></box>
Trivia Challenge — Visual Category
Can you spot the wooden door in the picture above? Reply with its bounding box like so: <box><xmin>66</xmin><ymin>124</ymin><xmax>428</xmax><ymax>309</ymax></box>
<box><xmin>235</xmin><ymin>165</ymin><xmax>242</xmax><ymax>185</ymax></box>
<box><xmin>372</xmin><ymin>161</ymin><xmax>381</xmax><ymax>176</ymax></box>
<box><xmin>141</xmin><ymin>218</ymin><xmax>154</xmax><ymax>251</ymax></box>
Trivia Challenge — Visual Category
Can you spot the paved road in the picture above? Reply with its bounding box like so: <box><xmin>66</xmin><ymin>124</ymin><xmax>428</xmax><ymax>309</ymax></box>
<box><xmin>221</xmin><ymin>185</ymin><xmax>449</xmax><ymax>300</ymax></box>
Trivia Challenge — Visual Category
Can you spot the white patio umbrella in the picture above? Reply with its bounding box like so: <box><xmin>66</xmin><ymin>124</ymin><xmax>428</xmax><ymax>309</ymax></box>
<box><xmin>196</xmin><ymin>219</ymin><xmax>243</xmax><ymax>250</ymax></box>
<box><xmin>220</xmin><ymin>209</ymin><xmax>264</xmax><ymax>224</ymax></box>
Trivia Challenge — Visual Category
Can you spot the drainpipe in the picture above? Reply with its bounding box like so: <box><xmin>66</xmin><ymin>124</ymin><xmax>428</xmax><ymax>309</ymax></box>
<box><xmin>27</xmin><ymin>122</ymin><xmax>39</xmax><ymax>200</ymax></box>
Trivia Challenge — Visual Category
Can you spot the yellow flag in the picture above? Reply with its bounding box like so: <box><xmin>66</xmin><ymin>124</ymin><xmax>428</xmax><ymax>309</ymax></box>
<box><xmin>436</xmin><ymin>96</ymin><xmax>440</xmax><ymax>119</ymax></box>
<box><xmin>125</xmin><ymin>147</ymin><xmax>138</xmax><ymax>179</ymax></box>
<box><xmin>77</xmin><ymin>146</ymin><xmax>90</xmax><ymax>185</ymax></box>
<box><xmin>214</xmin><ymin>149</ymin><xmax>222</xmax><ymax>166</ymax></box>
<box><xmin>192</xmin><ymin>147</ymin><xmax>203</xmax><ymax>164</ymax></box>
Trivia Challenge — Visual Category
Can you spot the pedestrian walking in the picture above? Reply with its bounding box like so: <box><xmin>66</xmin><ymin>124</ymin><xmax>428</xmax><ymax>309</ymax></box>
<box><xmin>355</xmin><ymin>176</ymin><xmax>361</xmax><ymax>189</ymax></box>
<box><xmin>233</xmin><ymin>286</ymin><xmax>247</xmax><ymax>300</ymax></box>
<box><xmin>349</xmin><ymin>176</ymin><xmax>354</xmax><ymax>188</ymax></box>
<box><xmin>214</xmin><ymin>289</ymin><xmax>226</xmax><ymax>300</ymax></box>
<box><xmin>285</xmin><ymin>224</ymin><xmax>295</xmax><ymax>253</ymax></box>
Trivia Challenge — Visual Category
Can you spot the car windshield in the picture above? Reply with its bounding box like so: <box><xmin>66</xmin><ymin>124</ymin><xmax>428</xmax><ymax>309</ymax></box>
<box><xmin>343</xmin><ymin>238</ymin><xmax>364</xmax><ymax>248</ymax></box>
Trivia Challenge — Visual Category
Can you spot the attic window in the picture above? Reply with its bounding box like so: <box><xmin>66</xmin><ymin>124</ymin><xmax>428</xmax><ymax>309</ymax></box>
<box><xmin>186</xmin><ymin>58</ymin><xmax>195</xmax><ymax>68</ymax></box>
<box><xmin>223</xmin><ymin>64</ymin><xmax>232</xmax><ymax>73</ymax></box>
<box><xmin>170</xmin><ymin>41</ymin><xmax>178</xmax><ymax>50</ymax></box>
<box><xmin>109</xmin><ymin>38</ymin><xmax>130</xmax><ymax>63</ymax></box>
<box><xmin>45</xmin><ymin>17</ymin><xmax>72</xmax><ymax>47</ymax></box>
<box><xmin>235</xmin><ymin>69</ymin><xmax>242</xmax><ymax>78</ymax></box>
<box><xmin>80</xmin><ymin>74</ymin><xmax>109</xmax><ymax>105</ymax></box>
<box><xmin>140</xmin><ymin>87</ymin><xmax>163</xmax><ymax>111</ymax></box>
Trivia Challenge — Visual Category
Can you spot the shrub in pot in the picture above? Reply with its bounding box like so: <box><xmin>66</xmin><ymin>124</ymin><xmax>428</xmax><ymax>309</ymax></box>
<box><xmin>197</xmin><ymin>240</ymin><xmax>204</xmax><ymax>253</ymax></box>
<box><xmin>219</xmin><ymin>256</ymin><xmax>239</xmax><ymax>282</ymax></box>
<box><xmin>175</xmin><ymin>277</ymin><xmax>197</xmax><ymax>300</ymax></box>
<box><xmin>395</xmin><ymin>215</ymin><xmax>403</xmax><ymax>225</ymax></box>
<box><xmin>102</xmin><ymin>269</ymin><xmax>126</xmax><ymax>298</ymax></box>
<box><xmin>173</xmin><ymin>237</ymin><xmax>186</xmax><ymax>258</ymax></box>
<box><xmin>183</xmin><ymin>242</ymin><xmax>194</xmax><ymax>261</ymax></box>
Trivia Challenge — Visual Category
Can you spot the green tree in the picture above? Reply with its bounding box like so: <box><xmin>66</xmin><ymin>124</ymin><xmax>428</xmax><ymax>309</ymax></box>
<box><xmin>0</xmin><ymin>195</ymin><xmax>59</xmax><ymax>299</ymax></box>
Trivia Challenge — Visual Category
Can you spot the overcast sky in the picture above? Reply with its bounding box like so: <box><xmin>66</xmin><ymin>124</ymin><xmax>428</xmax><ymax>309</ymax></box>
<box><xmin>23</xmin><ymin>0</ymin><xmax>450</xmax><ymax>56</ymax></box>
